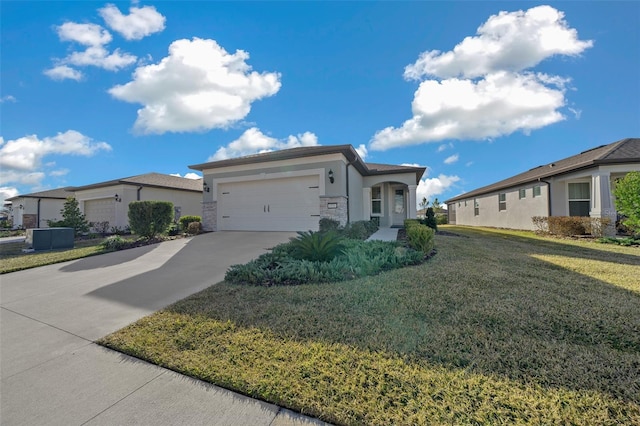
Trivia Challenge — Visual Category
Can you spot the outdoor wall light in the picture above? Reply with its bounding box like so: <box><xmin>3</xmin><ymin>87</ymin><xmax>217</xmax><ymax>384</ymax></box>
<box><xmin>114</xmin><ymin>194</ymin><xmax>122</xmax><ymax>202</ymax></box>
<box><xmin>203</xmin><ymin>181</ymin><xmax>210</xmax><ymax>192</ymax></box>
<box><xmin>328</xmin><ymin>169</ymin><xmax>334</xmax><ymax>184</ymax></box>
<box><xmin>18</xmin><ymin>204</ymin><xmax>24</xmax><ymax>210</ymax></box>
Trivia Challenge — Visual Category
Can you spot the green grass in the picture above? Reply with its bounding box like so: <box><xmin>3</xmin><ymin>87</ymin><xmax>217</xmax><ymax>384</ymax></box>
<box><xmin>99</xmin><ymin>226</ymin><xmax>640</xmax><ymax>424</ymax></box>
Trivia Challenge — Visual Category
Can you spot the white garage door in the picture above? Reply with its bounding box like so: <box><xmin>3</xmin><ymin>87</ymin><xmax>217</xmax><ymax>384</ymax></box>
<box><xmin>218</xmin><ymin>175</ymin><xmax>320</xmax><ymax>231</ymax></box>
<box><xmin>84</xmin><ymin>198</ymin><xmax>116</xmax><ymax>225</ymax></box>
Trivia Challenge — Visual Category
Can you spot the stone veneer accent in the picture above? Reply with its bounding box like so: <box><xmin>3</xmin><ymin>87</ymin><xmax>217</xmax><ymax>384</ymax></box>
<box><xmin>202</xmin><ymin>201</ymin><xmax>217</xmax><ymax>232</ymax></box>
<box><xmin>320</xmin><ymin>196</ymin><xmax>348</xmax><ymax>226</ymax></box>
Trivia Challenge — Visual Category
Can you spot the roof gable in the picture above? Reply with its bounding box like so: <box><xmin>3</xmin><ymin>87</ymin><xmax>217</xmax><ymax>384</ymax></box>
<box><xmin>446</xmin><ymin>138</ymin><xmax>640</xmax><ymax>203</ymax></box>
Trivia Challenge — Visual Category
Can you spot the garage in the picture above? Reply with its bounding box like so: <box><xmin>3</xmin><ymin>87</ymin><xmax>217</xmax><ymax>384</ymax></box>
<box><xmin>217</xmin><ymin>175</ymin><xmax>320</xmax><ymax>231</ymax></box>
<box><xmin>84</xmin><ymin>198</ymin><xmax>116</xmax><ymax>225</ymax></box>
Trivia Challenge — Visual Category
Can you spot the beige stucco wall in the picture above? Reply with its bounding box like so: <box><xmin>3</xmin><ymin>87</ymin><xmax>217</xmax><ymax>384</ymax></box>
<box><xmin>9</xmin><ymin>197</ymin><xmax>66</xmax><ymax>228</ymax></box>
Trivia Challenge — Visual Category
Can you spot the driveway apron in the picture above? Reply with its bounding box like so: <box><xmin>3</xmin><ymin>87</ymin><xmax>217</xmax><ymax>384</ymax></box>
<box><xmin>1</xmin><ymin>232</ymin><xmax>328</xmax><ymax>425</ymax></box>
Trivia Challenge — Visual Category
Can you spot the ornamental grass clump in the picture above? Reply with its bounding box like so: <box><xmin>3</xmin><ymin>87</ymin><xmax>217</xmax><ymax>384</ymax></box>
<box><xmin>405</xmin><ymin>223</ymin><xmax>435</xmax><ymax>254</ymax></box>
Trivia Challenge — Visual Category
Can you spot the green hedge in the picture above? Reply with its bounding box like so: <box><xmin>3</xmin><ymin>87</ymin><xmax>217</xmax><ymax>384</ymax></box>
<box><xmin>179</xmin><ymin>215</ymin><xmax>201</xmax><ymax>231</ymax></box>
<box><xmin>128</xmin><ymin>201</ymin><xmax>174</xmax><ymax>238</ymax></box>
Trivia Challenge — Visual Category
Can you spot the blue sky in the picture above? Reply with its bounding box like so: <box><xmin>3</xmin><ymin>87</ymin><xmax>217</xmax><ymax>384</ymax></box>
<box><xmin>2</xmin><ymin>1</ymin><xmax>639</xmax><ymax>207</ymax></box>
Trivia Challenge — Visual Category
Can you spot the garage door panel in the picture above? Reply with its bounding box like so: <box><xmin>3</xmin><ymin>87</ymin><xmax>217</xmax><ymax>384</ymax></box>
<box><xmin>218</xmin><ymin>176</ymin><xmax>320</xmax><ymax>231</ymax></box>
<box><xmin>84</xmin><ymin>199</ymin><xmax>116</xmax><ymax>225</ymax></box>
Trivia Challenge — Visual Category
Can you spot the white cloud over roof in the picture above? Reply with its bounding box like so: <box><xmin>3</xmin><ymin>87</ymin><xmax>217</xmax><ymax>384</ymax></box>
<box><xmin>209</xmin><ymin>127</ymin><xmax>318</xmax><ymax>161</ymax></box>
<box><xmin>110</xmin><ymin>38</ymin><xmax>282</xmax><ymax>134</ymax></box>
<box><xmin>0</xmin><ymin>131</ymin><xmax>111</xmax><ymax>188</ymax></box>
<box><xmin>371</xmin><ymin>5</ymin><xmax>592</xmax><ymax>150</ymax></box>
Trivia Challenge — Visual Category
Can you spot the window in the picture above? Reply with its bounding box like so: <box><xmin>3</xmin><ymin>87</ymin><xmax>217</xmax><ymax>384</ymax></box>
<box><xmin>474</xmin><ymin>199</ymin><xmax>479</xmax><ymax>216</ymax></box>
<box><xmin>464</xmin><ymin>200</ymin><xmax>467</xmax><ymax>207</ymax></box>
<box><xmin>533</xmin><ymin>185</ymin><xmax>541</xmax><ymax>197</ymax></box>
<box><xmin>519</xmin><ymin>189</ymin><xmax>526</xmax><ymax>199</ymax></box>
<box><xmin>498</xmin><ymin>193</ymin><xmax>506</xmax><ymax>211</ymax></box>
<box><xmin>371</xmin><ymin>186</ymin><xmax>382</xmax><ymax>215</ymax></box>
<box><xmin>568</xmin><ymin>182</ymin><xmax>590</xmax><ymax>216</ymax></box>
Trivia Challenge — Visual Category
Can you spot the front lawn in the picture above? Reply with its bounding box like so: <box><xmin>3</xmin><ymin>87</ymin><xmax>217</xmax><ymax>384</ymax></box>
<box><xmin>99</xmin><ymin>226</ymin><xmax>640</xmax><ymax>424</ymax></box>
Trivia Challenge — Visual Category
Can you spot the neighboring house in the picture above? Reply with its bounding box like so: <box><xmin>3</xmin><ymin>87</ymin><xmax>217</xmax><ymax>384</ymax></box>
<box><xmin>445</xmin><ymin>138</ymin><xmax>640</xmax><ymax>234</ymax></box>
<box><xmin>189</xmin><ymin>145</ymin><xmax>426</xmax><ymax>232</ymax></box>
<box><xmin>69</xmin><ymin>173</ymin><xmax>203</xmax><ymax>230</ymax></box>
<box><xmin>6</xmin><ymin>188</ymin><xmax>74</xmax><ymax>229</ymax></box>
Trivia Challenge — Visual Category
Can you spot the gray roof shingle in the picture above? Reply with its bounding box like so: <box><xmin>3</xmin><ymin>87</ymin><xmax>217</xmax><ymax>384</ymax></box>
<box><xmin>6</xmin><ymin>187</ymin><xmax>74</xmax><ymax>201</ymax></box>
<box><xmin>445</xmin><ymin>138</ymin><xmax>640</xmax><ymax>203</ymax></box>
<box><xmin>69</xmin><ymin>172</ymin><xmax>203</xmax><ymax>192</ymax></box>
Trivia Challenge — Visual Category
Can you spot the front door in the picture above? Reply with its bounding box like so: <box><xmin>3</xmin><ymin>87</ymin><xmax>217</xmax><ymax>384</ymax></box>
<box><xmin>392</xmin><ymin>187</ymin><xmax>406</xmax><ymax>226</ymax></box>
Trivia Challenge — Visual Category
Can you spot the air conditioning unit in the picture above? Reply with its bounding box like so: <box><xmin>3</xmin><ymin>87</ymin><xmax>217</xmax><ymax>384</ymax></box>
<box><xmin>26</xmin><ymin>228</ymin><xmax>74</xmax><ymax>251</ymax></box>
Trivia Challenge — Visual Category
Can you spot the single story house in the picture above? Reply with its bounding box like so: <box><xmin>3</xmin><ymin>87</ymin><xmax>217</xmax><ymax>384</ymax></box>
<box><xmin>69</xmin><ymin>173</ymin><xmax>203</xmax><ymax>231</ymax></box>
<box><xmin>6</xmin><ymin>188</ymin><xmax>74</xmax><ymax>229</ymax></box>
<box><xmin>189</xmin><ymin>145</ymin><xmax>426</xmax><ymax>232</ymax></box>
<box><xmin>445</xmin><ymin>138</ymin><xmax>640</xmax><ymax>234</ymax></box>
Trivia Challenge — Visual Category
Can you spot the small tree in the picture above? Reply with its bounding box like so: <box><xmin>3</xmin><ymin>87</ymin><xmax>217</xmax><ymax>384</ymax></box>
<box><xmin>423</xmin><ymin>207</ymin><xmax>438</xmax><ymax>231</ymax></box>
<box><xmin>419</xmin><ymin>197</ymin><xmax>429</xmax><ymax>210</ymax></box>
<box><xmin>614</xmin><ymin>171</ymin><xmax>640</xmax><ymax>234</ymax></box>
<box><xmin>432</xmin><ymin>198</ymin><xmax>441</xmax><ymax>210</ymax></box>
<box><xmin>59</xmin><ymin>197</ymin><xmax>90</xmax><ymax>235</ymax></box>
<box><xmin>128</xmin><ymin>201</ymin><xmax>174</xmax><ymax>239</ymax></box>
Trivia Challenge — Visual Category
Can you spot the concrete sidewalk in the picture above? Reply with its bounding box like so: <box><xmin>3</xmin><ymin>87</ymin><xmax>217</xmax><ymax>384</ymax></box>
<box><xmin>366</xmin><ymin>227</ymin><xmax>399</xmax><ymax>242</ymax></box>
<box><xmin>1</xmin><ymin>232</ymin><xmax>329</xmax><ymax>425</ymax></box>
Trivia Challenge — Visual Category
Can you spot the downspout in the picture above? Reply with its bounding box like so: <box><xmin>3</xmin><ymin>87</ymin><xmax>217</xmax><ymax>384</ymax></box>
<box><xmin>37</xmin><ymin>199</ymin><xmax>41</xmax><ymax>228</ymax></box>
<box><xmin>539</xmin><ymin>178</ymin><xmax>552</xmax><ymax>216</ymax></box>
<box><xmin>345</xmin><ymin>163</ymin><xmax>350</xmax><ymax>224</ymax></box>
<box><xmin>137</xmin><ymin>186</ymin><xmax>143</xmax><ymax>201</ymax></box>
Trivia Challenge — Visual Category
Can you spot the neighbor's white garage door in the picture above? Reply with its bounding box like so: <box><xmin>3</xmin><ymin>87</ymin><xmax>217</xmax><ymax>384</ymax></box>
<box><xmin>218</xmin><ymin>175</ymin><xmax>320</xmax><ymax>231</ymax></box>
<box><xmin>84</xmin><ymin>198</ymin><xmax>116</xmax><ymax>225</ymax></box>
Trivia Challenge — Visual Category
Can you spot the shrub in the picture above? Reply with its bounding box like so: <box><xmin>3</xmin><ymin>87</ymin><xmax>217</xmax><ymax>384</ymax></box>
<box><xmin>47</xmin><ymin>219</ymin><xmax>67</xmax><ymax>228</ymax></box>
<box><xmin>225</xmin><ymin>239</ymin><xmax>425</xmax><ymax>286</ymax></box>
<box><xmin>92</xmin><ymin>221</ymin><xmax>110</xmax><ymax>236</ymax></box>
<box><xmin>547</xmin><ymin>216</ymin><xmax>587</xmax><ymax>236</ymax></box>
<box><xmin>423</xmin><ymin>207</ymin><xmax>438</xmax><ymax>231</ymax></box>
<box><xmin>101</xmin><ymin>235</ymin><xmax>129</xmax><ymax>251</ymax></box>
<box><xmin>531</xmin><ymin>216</ymin><xmax>548</xmax><ymax>234</ymax></box>
<box><xmin>342</xmin><ymin>220</ymin><xmax>376</xmax><ymax>240</ymax></box>
<box><xmin>128</xmin><ymin>201</ymin><xmax>174</xmax><ymax>239</ymax></box>
<box><xmin>186</xmin><ymin>221</ymin><xmax>202</xmax><ymax>235</ymax></box>
<box><xmin>436</xmin><ymin>214</ymin><xmax>448</xmax><ymax>225</ymax></box>
<box><xmin>406</xmin><ymin>223</ymin><xmax>435</xmax><ymax>254</ymax></box>
<box><xmin>583</xmin><ymin>217</ymin><xmax>612</xmax><ymax>238</ymax></box>
<box><xmin>596</xmin><ymin>236</ymin><xmax>640</xmax><ymax>246</ymax></box>
<box><xmin>289</xmin><ymin>230</ymin><xmax>346</xmax><ymax>262</ymax></box>
<box><xmin>110</xmin><ymin>225</ymin><xmax>130</xmax><ymax>235</ymax></box>
<box><xmin>319</xmin><ymin>218</ymin><xmax>340</xmax><ymax>233</ymax></box>
<box><xmin>613</xmin><ymin>171</ymin><xmax>640</xmax><ymax>235</ymax></box>
<box><xmin>179</xmin><ymin>215</ymin><xmax>201</xmax><ymax>231</ymax></box>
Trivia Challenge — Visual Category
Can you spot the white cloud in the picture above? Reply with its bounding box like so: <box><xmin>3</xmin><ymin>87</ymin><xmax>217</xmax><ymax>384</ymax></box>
<box><xmin>66</xmin><ymin>46</ymin><xmax>137</xmax><ymax>71</ymax></box>
<box><xmin>466</xmin><ymin>161</ymin><xmax>474</xmax><ymax>167</ymax></box>
<box><xmin>50</xmin><ymin>169</ymin><xmax>69</xmax><ymax>177</ymax></box>
<box><xmin>437</xmin><ymin>143</ymin><xmax>453</xmax><ymax>152</ymax></box>
<box><xmin>110</xmin><ymin>38</ymin><xmax>282</xmax><ymax>134</ymax></box>
<box><xmin>0</xmin><ymin>131</ymin><xmax>111</xmax><ymax>188</ymax></box>
<box><xmin>401</xmin><ymin>163</ymin><xmax>423</xmax><ymax>168</ymax></box>
<box><xmin>99</xmin><ymin>4</ymin><xmax>166</xmax><ymax>40</ymax></box>
<box><xmin>355</xmin><ymin>144</ymin><xmax>368</xmax><ymax>160</ymax></box>
<box><xmin>209</xmin><ymin>127</ymin><xmax>318</xmax><ymax>161</ymax></box>
<box><xmin>44</xmin><ymin>65</ymin><xmax>84</xmax><ymax>81</ymax></box>
<box><xmin>170</xmin><ymin>172</ymin><xmax>202</xmax><ymax>180</ymax></box>
<box><xmin>416</xmin><ymin>174</ymin><xmax>461</xmax><ymax>206</ymax></box>
<box><xmin>444</xmin><ymin>154</ymin><xmax>459</xmax><ymax>164</ymax></box>
<box><xmin>57</xmin><ymin>22</ymin><xmax>112</xmax><ymax>46</ymax></box>
<box><xmin>371</xmin><ymin>5</ymin><xmax>591</xmax><ymax>151</ymax></box>
<box><xmin>0</xmin><ymin>187</ymin><xmax>19</xmax><ymax>204</ymax></box>
<box><xmin>0</xmin><ymin>95</ymin><xmax>16</xmax><ymax>103</ymax></box>
<box><xmin>404</xmin><ymin>5</ymin><xmax>593</xmax><ymax>80</ymax></box>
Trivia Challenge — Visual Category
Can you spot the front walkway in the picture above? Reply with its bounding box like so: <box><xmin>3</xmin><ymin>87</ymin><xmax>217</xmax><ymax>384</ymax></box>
<box><xmin>1</xmin><ymin>232</ymin><xmax>328</xmax><ymax>426</ymax></box>
<box><xmin>366</xmin><ymin>227</ymin><xmax>399</xmax><ymax>242</ymax></box>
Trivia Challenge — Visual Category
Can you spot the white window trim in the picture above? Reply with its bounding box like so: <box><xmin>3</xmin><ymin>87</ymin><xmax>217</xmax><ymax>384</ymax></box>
<box><xmin>567</xmin><ymin>181</ymin><xmax>591</xmax><ymax>216</ymax></box>
<box><xmin>498</xmin><ymin>193</ymin><xmax>507</xmax><ymax>211</ymax></box>
<box><xmin>371</xmin><ymin>184</ymin><xmax>383</xmax><ymax>217</ymax></box>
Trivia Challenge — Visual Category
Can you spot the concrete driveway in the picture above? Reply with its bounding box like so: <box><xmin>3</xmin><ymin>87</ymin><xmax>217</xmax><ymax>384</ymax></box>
<box><xmin>1</xmin><ymin>232</ymin><xmax>328</xmax><ymax>425</ymax></box>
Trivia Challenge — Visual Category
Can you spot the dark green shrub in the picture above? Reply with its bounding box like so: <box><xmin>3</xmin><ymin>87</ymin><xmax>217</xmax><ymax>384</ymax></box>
<box><xmin>319</xmin><ymin>218</ymin><xmax>340</xmax><ymax>233</ymax></box>
<box><xmin>614</xmin><ymin>171</ymin><xmax>640</xmax><ymax>234</ymax></box>
<box><xmin>596</xmin><ymin>236</ymin><xmax>640</xmax><ymax>246</ymax></box>
<box><xmin>187</xmin><ymin>221</ymin><xmax>202</xmax><ymax>235</ymax></box>
<box><xmin>128</xmin><ymin>201</ymin><xmax>174</xmax><ymax>239</ymax></box>
<box><xmin>289</xmin><ymin>230</ymin><xmax>345</xmax><ymax>262</ymax></box>
<box><xmin>342</xmin><ymin>221</ymin><xmax>371</xmax><ymax>240</ymax></box>
<box><xmin>47</xmin><ymin>219</ymin><xmax>67</xmax><ymax>228</ymax></box>
<box><xmin>406</xmin><ymin>223</ymin><xmax>435</xmax><ymax>254</ymax></box>
<box><xmin>423</xmin><ymin>207</ymin><xmax>438</xmax><ymax>231</ymax></box>
<box><xmin>110</xmin><ymin>225</ymin><xmax>131</xmax><ymax>235</ymax></box>
<box><xmin>179</xmin><ymin>215</ymin><xmax>201</xmax><ymax>231</ymax></box>
<box><xmin>436</xmin><ymin>214</ymin><xmax>448</xmax><ymax>225</ymax></box>
<box><xmin>101</xmin><ymin>235</ymin><xmax>129</xmax><ymax>251</ymax></box>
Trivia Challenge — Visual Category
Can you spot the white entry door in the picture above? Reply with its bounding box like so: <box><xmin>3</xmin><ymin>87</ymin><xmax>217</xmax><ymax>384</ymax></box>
<box><xmin>391</xmin><ymin>187</ymin><xmax>406</xmax><ymax>226</ymax></box>
<box><xmin>217</xmin><ymin>175</ymin><xmax>320</xmax><ymax>231</ymax></box>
